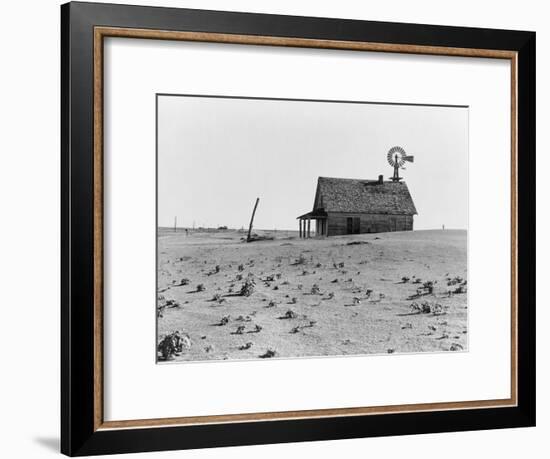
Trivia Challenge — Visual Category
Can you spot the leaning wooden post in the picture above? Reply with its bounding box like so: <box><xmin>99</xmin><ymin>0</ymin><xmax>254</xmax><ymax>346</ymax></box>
<box><xmin>247</xmin><ymin>197</ymin><xmax>260</xmax><ymax>242</ymax></box>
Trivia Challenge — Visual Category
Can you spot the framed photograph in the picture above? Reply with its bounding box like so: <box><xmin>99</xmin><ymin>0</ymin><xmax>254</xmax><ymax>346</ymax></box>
<box><xmin>61</xmin><ymin>1</ymin><xmax>535</xmax><ymax>456</ymax></box>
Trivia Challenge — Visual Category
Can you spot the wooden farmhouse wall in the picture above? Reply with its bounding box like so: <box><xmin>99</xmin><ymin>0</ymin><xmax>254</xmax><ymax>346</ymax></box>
<box><xmin>326</xmin><ymin>212</ymin><xmax>413</xmax><ymax>236</ymax></box>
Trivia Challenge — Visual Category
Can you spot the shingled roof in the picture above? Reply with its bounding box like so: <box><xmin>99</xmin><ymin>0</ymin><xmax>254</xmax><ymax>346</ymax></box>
<box><xmin>313</xmin><ymin>176</ymin><xmax>417</xmax><ymax>215</ymax></box>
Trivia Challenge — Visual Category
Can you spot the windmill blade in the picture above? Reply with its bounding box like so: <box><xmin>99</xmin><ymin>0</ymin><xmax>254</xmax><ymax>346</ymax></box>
<box><xmin>403</xmin><ymin>155</ymin><xmax>414</xmax><ymax>162</ymax></box>
<box><xmin>387</xmin><ymin>146</ymin><xmax>406</xmax><ymax>167</ymax></box>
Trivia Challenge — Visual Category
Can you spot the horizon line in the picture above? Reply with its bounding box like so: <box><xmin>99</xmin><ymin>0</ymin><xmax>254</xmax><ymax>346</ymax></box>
<box><xmin>158</xmin><ymin>226</ymin><xmax>468</xmax><ymax>231</ymax></box>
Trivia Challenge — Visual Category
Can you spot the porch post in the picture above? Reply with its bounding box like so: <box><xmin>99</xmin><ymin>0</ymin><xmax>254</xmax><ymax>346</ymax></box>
<box><xmin>299</xmin><ymin>219</ymin><xmax>302</xmax><ymax>238</ymax></box>
<box><xmin>307</xmin><ymin>218</ymin><xmax>311</xmax><ymax>238</ymax></box>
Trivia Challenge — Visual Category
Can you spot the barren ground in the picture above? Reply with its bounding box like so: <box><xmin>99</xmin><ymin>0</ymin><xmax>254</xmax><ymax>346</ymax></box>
<box><xmin>157</xmin><ymin>229</ymin><xmax>467</xmax><ymax>362</ymax></box>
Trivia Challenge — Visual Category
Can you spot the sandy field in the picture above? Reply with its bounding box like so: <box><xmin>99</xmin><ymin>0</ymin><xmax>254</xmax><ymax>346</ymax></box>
<box><xmin>157</xmin><ymin>229</ymin><xmax>467</xmax><ymax>362</ymax></box>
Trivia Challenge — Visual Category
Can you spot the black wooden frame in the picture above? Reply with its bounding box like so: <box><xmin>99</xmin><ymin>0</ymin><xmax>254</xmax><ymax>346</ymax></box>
<box><xmin>61</xmin><ymin>1</ymin><xmax>535</xmax><ymax>456</ymax></box>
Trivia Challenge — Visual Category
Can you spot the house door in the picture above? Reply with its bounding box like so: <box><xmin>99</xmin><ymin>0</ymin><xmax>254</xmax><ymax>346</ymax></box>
<box><xmin>347</xmin><ymin>217</ymin><xmax>360</xmax><ymax>234</ymax></box>
<box><xmin>353</xmin><ymin>217</ymin><xmax>360</xmax><ymax>234</ymax></box>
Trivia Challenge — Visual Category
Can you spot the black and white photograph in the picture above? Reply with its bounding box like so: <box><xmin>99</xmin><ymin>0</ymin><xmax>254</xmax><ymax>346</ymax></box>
<box><xmin>0</xmin><ymin>0</ymin><xmax>539</xmax><ymax>456</ymax></box>
<box><xmin>156</xmin><ymin>95</ymin><xmax>469</xmax><ymax>362</ymax></box>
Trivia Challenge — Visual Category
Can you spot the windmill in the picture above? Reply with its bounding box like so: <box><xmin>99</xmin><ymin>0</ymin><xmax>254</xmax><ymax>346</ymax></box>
<box><xmin>387</xmin><ymin>146</ymin><xmax>414</xmax><ymax>182</ymax></box>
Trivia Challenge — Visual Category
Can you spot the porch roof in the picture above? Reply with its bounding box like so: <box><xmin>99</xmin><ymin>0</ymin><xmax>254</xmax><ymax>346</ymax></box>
<box><xmin>297</xmin><ymin>208</ymin><xmax>328</xmax><ymax>219</ymax></box>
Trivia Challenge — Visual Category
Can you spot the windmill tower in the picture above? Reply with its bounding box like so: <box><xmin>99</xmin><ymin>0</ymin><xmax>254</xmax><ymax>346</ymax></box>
<box><xmin>387</xmin><ymin>146</ymin><xmax>414</xmax><ymax>182</ymax></box>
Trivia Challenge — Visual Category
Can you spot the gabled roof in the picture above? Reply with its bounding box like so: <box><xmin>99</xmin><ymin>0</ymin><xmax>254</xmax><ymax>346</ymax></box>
<box><xmin>313</xmin><ymin>176</ymin><xmax>417</xmax><ymax>215</ymax></box>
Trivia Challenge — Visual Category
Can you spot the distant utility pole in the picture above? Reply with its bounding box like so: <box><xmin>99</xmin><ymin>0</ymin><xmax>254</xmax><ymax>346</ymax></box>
<box><xmin>174</xmin><ymin>216</ymin><xmax>177</xmax><ymax>232</ymax></box>
<box><xmin>247</xmin><ymin>197</ymin><xmax>260</xmax><ymax>242</ymax></box>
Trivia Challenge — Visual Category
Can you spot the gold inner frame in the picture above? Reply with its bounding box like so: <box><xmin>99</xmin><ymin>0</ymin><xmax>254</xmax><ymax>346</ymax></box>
<box><xmin>93</xmin><ymin>26</ymin><xmax>518</xmax><ymax>431</ymax></box>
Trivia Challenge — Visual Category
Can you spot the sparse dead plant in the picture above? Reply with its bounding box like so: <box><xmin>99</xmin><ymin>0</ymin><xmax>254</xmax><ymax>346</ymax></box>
<box><xmin>218</xmin><ymin>315</ymin><xmax>230</xmax><ymax>326</ymax></box>
<box><xmin>259</xmin><ymin>348</ymin><xmax>277</xmax><ymax>359</ymax></box>
<box><xmin>282</xmin><ymin>309</ymin><xmax>297</xmax><ymax>319</ymax></box>
<box><xmin>239</xmin><ymin>278</ymin><xmax>256</xmax><ymax>297</ymax></box>
<box><xmin>157</xmin><ymin>331</ymin><xmax>191</xmax><ymax>361</ymax></box>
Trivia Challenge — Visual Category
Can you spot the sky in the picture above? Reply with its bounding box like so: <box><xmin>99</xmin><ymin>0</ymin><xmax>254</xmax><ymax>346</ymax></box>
<box><xmin>157</xmin><ymin>95</ymin><xmax>468</xmax><ymax>231</ymax></box>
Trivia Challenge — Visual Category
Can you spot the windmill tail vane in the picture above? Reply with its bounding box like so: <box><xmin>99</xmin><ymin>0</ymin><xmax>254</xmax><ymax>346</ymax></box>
<box><xmin>387</xmin><ymin>146</ymin><xmax>414</xmax><ymax>182</ymax></box>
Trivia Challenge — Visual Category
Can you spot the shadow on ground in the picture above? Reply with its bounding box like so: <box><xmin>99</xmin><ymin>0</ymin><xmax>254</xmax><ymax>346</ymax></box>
<box><xmin>34</xmin><ymin>437</ymin><xmax>59</xmax><ymax>453</ymax></box>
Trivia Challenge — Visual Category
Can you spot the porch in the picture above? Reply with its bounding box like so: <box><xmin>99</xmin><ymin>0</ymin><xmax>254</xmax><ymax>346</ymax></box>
<box><xmin>296</xmin><ymin>209</ymin><xmax>328</xmax><ymax>238</ymax></box>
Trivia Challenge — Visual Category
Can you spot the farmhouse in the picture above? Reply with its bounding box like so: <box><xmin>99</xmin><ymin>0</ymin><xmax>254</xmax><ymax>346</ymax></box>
<box><xmin>297</xmin><ymin>175</ymin><xmax>417</xmax><ymax>237</ymax></box>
